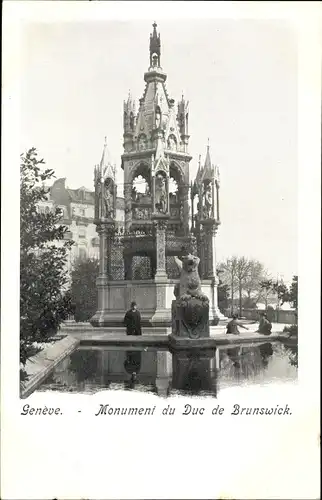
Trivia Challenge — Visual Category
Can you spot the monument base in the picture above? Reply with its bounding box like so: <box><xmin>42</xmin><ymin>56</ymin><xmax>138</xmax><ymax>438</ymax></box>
<box><xmin>90</xmin><ymin>279</ymin><xmax>224</xmax><ymax>329</ymax></box>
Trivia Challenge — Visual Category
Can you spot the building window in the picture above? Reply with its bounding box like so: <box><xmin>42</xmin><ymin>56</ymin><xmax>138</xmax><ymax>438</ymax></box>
<box><xmin>80</xmin><ymin>208</ymin><xmax>85</xmax><ymax>216</ymax></box>
<box><xmin>64</xmin><ymin>231</ymin><xmax>73</xmax><ymax>241</ymax></box>
<box><xmin>79</xmin><ymin>247</ymin><xmax>87</xmax><ymax>261</ymax></box>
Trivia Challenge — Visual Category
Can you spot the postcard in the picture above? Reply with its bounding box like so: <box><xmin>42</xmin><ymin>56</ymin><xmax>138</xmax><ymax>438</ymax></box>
<box><xmin>1</xmin><ymin>1</ymin><xmax>321</xmax><ymax>499</ymax></box>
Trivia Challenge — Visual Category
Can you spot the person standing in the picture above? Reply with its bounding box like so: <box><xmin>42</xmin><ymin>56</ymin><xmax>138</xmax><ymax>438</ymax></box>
<box><xmin>124</xmin><ymin>301</ymin><xmax>142</xmax><ymax>336</ymax></box>
<box><xmin>226</xmin><ymin>314</ymin><xmax>249</xmax><ymax>335</ymax></box>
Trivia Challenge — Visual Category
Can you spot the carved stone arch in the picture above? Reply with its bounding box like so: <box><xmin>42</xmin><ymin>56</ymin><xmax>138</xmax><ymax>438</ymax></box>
<box><xmin>130</xmin><ymin>161</ymin><xmax>150</xmax><ymax>184</ymax></box>
<box><xmin>130</xmin><ymin>161</ymin><xmax>151</xmax><ymax>200</ymax></box>
<box><xmin>156</xmin><ymin>157</ymin><xmax>169</xmax><ymax>176</ymax></box>
<box><xmin>170</xmin><ymin>161</ymin><xmax>184</xmax><ymax>185</ymax></box>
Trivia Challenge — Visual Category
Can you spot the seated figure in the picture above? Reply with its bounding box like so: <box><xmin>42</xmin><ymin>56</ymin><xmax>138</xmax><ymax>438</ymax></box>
<box><xmin>226</xmin><ymin>314</ymin><xmax>249</xmax><ymax>335</ymax></box>
<box><xmin>257</xmin><ymin>312</ymin><xmax>272</xmax><ymax>335</ymax></box>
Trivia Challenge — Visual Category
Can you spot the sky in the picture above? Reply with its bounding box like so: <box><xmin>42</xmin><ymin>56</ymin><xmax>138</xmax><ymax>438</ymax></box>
<box><xmin>19</xmin><ymin>18</ymin><xmax>298</xmax><ymax>283</ymax></box>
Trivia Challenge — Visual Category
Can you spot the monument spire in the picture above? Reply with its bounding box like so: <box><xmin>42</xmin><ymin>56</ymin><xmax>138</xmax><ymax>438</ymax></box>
<box><xmin>149</xmin><ymin>21</ymin><xmax>161</xmax><ymax>68</ymax></box>
<box><xmin>99</xmin><ymin>136</ymin><xmax>115</xmax><ymax>180</ymax></box>
<box><xmin>202</xmin><ymin>140</ymin><xmax>213</xmax><ymax>182</ymax></box>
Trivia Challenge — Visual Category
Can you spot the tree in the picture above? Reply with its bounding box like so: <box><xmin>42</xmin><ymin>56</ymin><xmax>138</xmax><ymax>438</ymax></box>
<box><xmin>70</xmin><ymin>257</ymin><xmax>99</xmax><ymax>322</ymax></box>
<box><xmin>272</xmin><ymin>275</ymin><xmax>298</xmax><ymax>310</ymax></box>
<box><xmin>217</xmin><ymin>257</ymin><xmax>238</xmax><ymax>314</ymax></box>
<box><xmin>235</xmin><ymin>257</ymin><xmax>253</xmax><ymax>317</ymax></box>
<box><xmin>243</xmin><ymin>260</ymin><xmax>266</xmax><ymax>305</ymax></box>
<box><xmin>288</xmin><ymin>275</ymin><xmax>298</xmax><ymax>310</ymax></box>
<box><xmin>281</xmin><ymin>275</ymin><xmax>298</xmax><ymax>329</ymax></box>
<box><xmin>20</xmin><ymin>148</ymin><xmax>74</xmax><ymax>373</ymax></box>
<box><xmin>273</xmin><ymin>281</ymin><xmax>289</xmax><ymax>306</ymax></box>
<box><xmin>272</xmin><ymin>280</ymin><xmax>289</xmax><ymax>322</ymax></box>
<box><xmin>259</xmin><ymin>279</ymin><xmax>275</xmax><ymax>309</ymax></box>
<box><xmin>217</xmin><ymin>277</ymin><xmax>229</xmax><ymax>313</ymax></box>
<box><xmin>218</xmin><ymin>257</ymin><xmax>267</xmax><ymax>315</ymax></box>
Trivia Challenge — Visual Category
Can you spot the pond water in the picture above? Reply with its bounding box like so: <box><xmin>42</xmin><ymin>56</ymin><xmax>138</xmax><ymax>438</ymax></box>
<box><xmin>37</xmin><ymin>341</ymin><xmax>298</xmax><ymax>397</ymax></box>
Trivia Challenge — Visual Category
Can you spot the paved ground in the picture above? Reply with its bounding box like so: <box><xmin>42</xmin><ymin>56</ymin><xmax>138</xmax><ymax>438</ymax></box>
<box><xmin>61</xmin><ymin>321</ymin><xmax>288</xmax><ymax>338</ymax></box>
<box><xmin>21</xmin><ymin>336</ymin><xmax>80</xmax><ymax>398</ymax></box>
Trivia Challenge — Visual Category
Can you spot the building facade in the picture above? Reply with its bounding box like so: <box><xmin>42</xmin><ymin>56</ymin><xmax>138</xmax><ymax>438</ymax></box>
<box><xmin>38</xmin><ymin>141</ymin><xmax>125</xmax><ymax>274</ymax></box>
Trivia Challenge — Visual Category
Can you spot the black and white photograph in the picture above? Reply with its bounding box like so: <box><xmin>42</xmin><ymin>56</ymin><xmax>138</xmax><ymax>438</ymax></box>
<box><xmin>1</xmin><ymin>2</ymin><xmax>321</xmax><ymax>499</ymax></box>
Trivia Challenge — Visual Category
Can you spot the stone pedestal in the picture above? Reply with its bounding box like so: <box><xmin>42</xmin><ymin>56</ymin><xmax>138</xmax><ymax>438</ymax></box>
<box><xmin>169</xmin><ymin>297</ymin><xmax>217</xmax><ymax>351</ymax></box>
<box><xmin>201</xmin><ymin>220</ymin><xmax>228</xmax><ymax>325</ymax></box>
<box><xmin>150</xmin><ymin>280</ymin><xmax>172</xmax><ymax>326</ymax></box>
<box><xmin>173</xmin><ymin>297</ymin><xmax>211</xmax><ymax>338</ymax></box>
<box><xmin>90</xmin><ymin>274</ymin><xmax>109</xmax><ymax>326</ymax></box>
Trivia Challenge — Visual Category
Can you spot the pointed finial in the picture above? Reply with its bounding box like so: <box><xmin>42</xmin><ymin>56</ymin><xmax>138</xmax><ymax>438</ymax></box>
<box><xmin>198</xmin><ymin>154</ymin><xmax>201</xmax><ymax>166</ymax></box>
<box><xmin>207</xmin><ymin>138</ymin><xmax>210</xmax><ymax>149</ymax></box>
<box><xmin>104</xmin><ymin>136</ymin><xmax>107</xmax><ymax>145</ymax></box>
<box><xmin>150</xmin><ymin>21</ymin><xmax>161</xmax><ymax>67</ymax></box>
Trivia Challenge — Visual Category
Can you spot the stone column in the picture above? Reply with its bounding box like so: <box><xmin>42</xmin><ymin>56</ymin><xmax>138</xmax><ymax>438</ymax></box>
<box><xmin>206</xmin><ymin>224</ymin><xmax>226</xmax><ymax>323</ymax></box>
<box><xmin>205</xmin><ymin>225</ymin><xmax>217</xmax><ymax>279</ymax></box>
<box><xmin>215</xmin><ymin>182</ymin><xmax>220</xmax><ymax>221</ymax></box>
<box><xmin>151</xmin><ymin>219</ymin><xmax>171</xmax><ymax>326</ymax></box>
<box><xmin>181</xmin><ymin>184</ymin><xmax>190</xmax><ymax>235</ymax></box>
<box><xmin>195</xmin><ymin>221</ymin><xmax>203</xmax><ymax>279</ymax></box>
<box><xmin>154</xmin><ymin>219</ymin><xmax>167</xmax><ymax>279</ymax></box>
<box><xmin>98</xmin><ymin>225</ymin><xmax>108</xmax><ymax>278</ymax></box>
<box><xmin>211</xmin><ymin>180</ymin><xmax>216</xmax><ymax>220</ymax></box>
<box><xmin>106</xmin><ymin>228</ymin><xmax>114</xmax><ymax>280</ymax></box>
<box><xmin>124</xmin><ymin>183</ymin><xmax>132</xmax><ymax>232</ymax></box>
<box><xmin>90</xmin><ymin>225</ymin><xmax>109</xmax><ymax>326</ymax></box>
<box><xmin>191</xmin><ymin>189</ymin><xmax>195</xmax><ymax>232</ymax></box>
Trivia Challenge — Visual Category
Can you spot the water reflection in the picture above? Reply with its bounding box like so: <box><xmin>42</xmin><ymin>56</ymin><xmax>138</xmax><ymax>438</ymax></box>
<box><xmin>38</xmin><ymin>341</ymin><xmax>297</xmax><ymax>397</ymax></box>
<box><xmin>259</xmin><ymin>343</ymin><xmax>274</xmax><ymax>368</ymax></box>
<box><xmin>171</xmin><ymin>351</ymin><xmax>217</xmax><ymax>396</ymax></box>
<box><xmin>123</xmin><ymin>351</ymin><xmax>142</xmax><ymax>389</ymax></box>
<box><xmin>218</xmin><ymin>342</ymin><xmax>297</xmax><ymax>389</ymax></box>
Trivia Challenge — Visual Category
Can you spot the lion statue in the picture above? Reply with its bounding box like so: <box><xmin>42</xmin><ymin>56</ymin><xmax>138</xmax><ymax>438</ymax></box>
<box><xmin>174</xmin><ymin>254</ymin><xmax>209</xmax><ymax>304</ymax></box>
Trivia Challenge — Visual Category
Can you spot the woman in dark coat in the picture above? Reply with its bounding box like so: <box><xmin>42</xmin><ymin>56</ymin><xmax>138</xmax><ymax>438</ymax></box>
<box><xmin>123</xmin><ymin>301</ymin><xmax>142</xmax><ymax>336</ymax></box>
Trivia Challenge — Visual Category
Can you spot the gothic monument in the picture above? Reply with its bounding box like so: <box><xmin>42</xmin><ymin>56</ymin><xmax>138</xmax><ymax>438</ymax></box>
<box><xmin>90</xmin><ymin>23</ymin><xmax>224</xmax><ymax>328</ymax></box>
